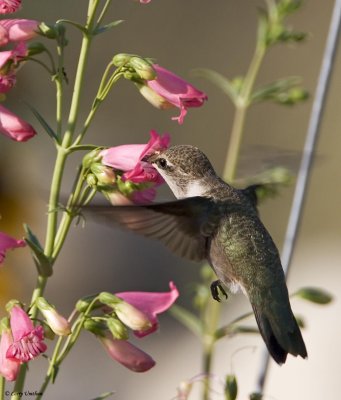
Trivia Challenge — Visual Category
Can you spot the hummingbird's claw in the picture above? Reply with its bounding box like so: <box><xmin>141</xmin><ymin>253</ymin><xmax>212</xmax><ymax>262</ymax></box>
<box><xmin>210</xmin><ymin>280</ymin><xmax>228</xmax><ymax>302</ymax></box>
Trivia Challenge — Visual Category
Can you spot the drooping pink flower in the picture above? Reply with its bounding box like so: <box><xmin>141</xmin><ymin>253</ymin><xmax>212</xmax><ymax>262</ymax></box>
<box><xmin>99</xmin><ymin>332</ymin><xmax>155</xmax><ymax>372</ymax></box>
<box><xmin>0</xmin><ymin>19</ymin><xmax>38</xmax><ymax>46</ymax></box>
<box><xmin>116</xmin><ymin>281</ymin><xmax>179</xmax><ymax>338</ymax></box>
<box><xmin>0</xmin><ymin>324</ymin><xmax>20</xmax><ymax>381</ymax></box>
<box><xmin>0</xmin><ymin>0</ymin><xmax>21</xmax><ymax>15</ymax></box>
<box><xmin>101</xmin><ymin>130</ymin><xmax>170</xmax><ymax>184</ymax></box>
<box><xmin>6</xmin><ymin>306</ymin><xmax>47</xmax><ymax>362</ymax></box>
<box><xmin>138</xmin><ymin>64</ymin><xmax>208</xmax><ymax>124</ymax></box>
<box><xmin>0</xmin><ymin>231</ymin><xmax>26</xmax><ymax>264</ymax></box>
<box><xmin>0</xmin><ymin>42</ymin><xmax>27</xmax><ymax>93</ymax></box>
<box><xmin>0</xmin><ymin>104</ymin><xmax>36</xmax><ymax>141</ymax></box>
<box><xmin>140</xmin><ymin>0</ymin><xmax>152</xmax><ymax>3</ymax></box>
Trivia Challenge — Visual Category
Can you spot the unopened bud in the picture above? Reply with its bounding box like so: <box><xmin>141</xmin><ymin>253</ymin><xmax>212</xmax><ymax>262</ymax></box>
<box><xmin>114</xmin><ymin>301</ymin><xmax>152</xmax><ymax>332</ymax></box>
<box><xmin>82</xmin><ymin>149</ymin><xmax>102</xmax><ymax>169</ymax></box>
<box><xmin>27</xmin><ymin>42</ymin><xmax>46</xmax><ymax>57</ymax></box>
<box><xmin>86</xmin><ymin>173</ymin><xmax>97</xmax><ymax>188</ymax></box>
<box><xmin>38</xmin><ymin>22</ymin><xmax>58</xmax><ymax>39</ymax></box>
<box><xmin>107</xmin><ymin>318</ymin><xmax>129</xmax><ymax>340</ymax></box>
<box><xmin>36</xmin><ymin>297</ymin><xmax>71</xmax><ymax>336</ymax></box>
<box><xmin>130</xmin><ymin>57</ymin><xmax>156</xmax><ymax>80</ymax></box>
<box><xmin>99</xmin><ymin>292</ymin><xmax>121</xmax><ymax>306</ymax></box>
<box><xmin>113</xmin><ymin>53</ymin><xmax>134</xmax><ymax>67</ymax></box>
<box><xmin>83</xmin><ymin>318</ymin><xmax>107</xmax><ymax>336</ymax></box>
<box><xmin>75</xmin><ymin>294</ymin><xmax>98</xmax><ymax>313</ymax></box>
<box><xmin>90</xmin><ymin>163</ymin><xmax>116</xmax><ymax>187</ymax></box>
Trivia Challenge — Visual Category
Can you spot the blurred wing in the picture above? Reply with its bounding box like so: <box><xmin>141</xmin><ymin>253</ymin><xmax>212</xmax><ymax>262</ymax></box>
<box><xmin>83</xmin><ymin>197</ymin><xmax>221</xmax><ymax>262</ymax></box>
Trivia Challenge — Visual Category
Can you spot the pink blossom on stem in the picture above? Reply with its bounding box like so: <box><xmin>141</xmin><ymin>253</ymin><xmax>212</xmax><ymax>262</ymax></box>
<box><xmin>0</xmin><ymin>104</ymin><xmax>36</xmax><ymax>141</ymax></box>
<box><xmin>0</xmin><ymin>0</ymin><xmax>21</xmax><ymax>15</ymax></box>
<box><xmin>6</xmin><ymin>306</ymin><xmax>47</xmax><ymax>362</ymax></box>
<box><xmin>101</xmin><ymin>130</ymin><xmax>170</xmax><ymax>184</ymax></box>
<box><xmin>0</xmin><ymin>231</ymin><xmax>26</xmax><ymax>264</ymax></box>
<box><xmin>0</xmin><ymin>19</ymin><xmax>38</xmax><ymax>46</ymax></box>
<box><xmin>99</xmin><ymin>332</ymin><xmax>155</xmax><ymax>372</ymax></box>
<box><xmin>139</xmin><ymin>64</ymin><xmax>208</xmax><ymax>124</ymax></box>
<box><xmin>0</xmin><ymin>42</ymin><xmax>27</xmax><ymax>93</ymax></box>
<box><xmin>116</xmin><ymin>281</ymin><xmax>179</xmax><ymax>338</ymax></box>
<box><xmin>140</xmin><ymin>0</ymin><xmax>152</xmax><ymax>3</ymax></box>
<box><xmin>0</xmin><ymin>326</ymin><xmax>20</xmax><ymax>381</ymax></box>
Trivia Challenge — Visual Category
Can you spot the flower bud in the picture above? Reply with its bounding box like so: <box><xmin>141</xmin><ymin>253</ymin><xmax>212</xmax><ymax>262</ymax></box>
<box><xmin>83</xmin><ymin>319</ymin><xmax>107</xmax><ymax>336</ymax></box>
<box><xmin>130</xmin><ymin>57</ymin><xmax>156</xmax><ymax>80</ymax></box>
<box><xmin>38</xmin><ymin>22</ymin><xmax>58</xmax><ymax>39</ymax></box>
<box><xmin>75</xmin><ymin>294</ymin><xmax>98</xmax><ymax>313</ymax></box>
<box><xmin>99</xmin><ymin>292</ymin><xmax>121</xmax><ymax>306</ymax></box>
<box><xmin>107</xmin><ymin>318</ymin><xmax>129</xmax><ymax>340</ymax></box>
<box><xmin>86</xmin><ymin>173</ymin><xmax>97</xmax><ymax>188</ymax></box>
<box><xmin>112</xmin><ymin>53</ymin><xmax>134</xmax><ymax>67</ymax></box>
<box><xmin>82</xmin><ymin>149</ymin><xmax>102</xmax><ymax>169</ymax></box>
<box><xmin>90</xmin><ymin>163</ymin><xmax>116</xmax><ymax>187</ymax></box>
<box><xmin>27</xmin><ymin>42</ymin><xmax>46</xmax><ymax>57</ymax></box>
<box><xmin>36</xmin><ymin>297</ymin><xmax>71</xmax><ymax>336</ymax></box>
<box><xmin>115</xmin><ymin>301</ymin><xmax>152</xmax><ymax>332</ymax></box>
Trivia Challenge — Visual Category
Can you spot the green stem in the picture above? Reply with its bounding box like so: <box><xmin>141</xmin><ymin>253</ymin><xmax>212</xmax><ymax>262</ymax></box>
<box><xmin>223</xmin><ymin>43</ymin><xmax>266</xmax><ymax>182</ymax></box>
<box><xmin>11</xmin><ymin>365</ymin><xmax>27</xmax><ymax>400</ymax></box>
<box><xmin>0</xmin><ymin>376</ymin><xmax>4</xmax><ymax>400</ymax></box>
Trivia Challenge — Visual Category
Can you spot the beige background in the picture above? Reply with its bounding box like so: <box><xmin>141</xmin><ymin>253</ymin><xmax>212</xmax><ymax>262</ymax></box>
<box><xmin>0</xmin><ymin>0</ymin><xmax>340</xmax><ymax>399</ymax></box>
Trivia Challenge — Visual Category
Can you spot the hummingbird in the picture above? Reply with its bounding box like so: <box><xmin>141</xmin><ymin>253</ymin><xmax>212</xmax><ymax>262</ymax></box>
<box><xmin>87</xmin><ymin>145</ymin><xmax>307</xmax><ymax>364</ymax></box>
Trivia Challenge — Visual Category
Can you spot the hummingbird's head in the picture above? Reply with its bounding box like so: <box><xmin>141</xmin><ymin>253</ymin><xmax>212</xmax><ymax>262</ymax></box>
<box><xmin>145</xmin><ymin>145</ymin><xmax>217</xmax><ymax>198</ymax></box>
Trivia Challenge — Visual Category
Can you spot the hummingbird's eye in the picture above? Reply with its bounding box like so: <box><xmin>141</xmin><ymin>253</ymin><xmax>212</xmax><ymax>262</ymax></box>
<box><xmin>157</xmin><ymin>158</ymin><xmax>167</xmax><ymax>169</ymax></box>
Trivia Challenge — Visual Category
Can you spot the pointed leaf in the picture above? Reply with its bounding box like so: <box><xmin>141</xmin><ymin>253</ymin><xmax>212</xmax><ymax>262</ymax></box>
<box><xmin>192</xmin><ymin>68</ymin><xmax>238</xmax><ymax>103</ymax></box>
<box><xmin>23</xmin><ymin>224</ymin><xmax>53</xmax><ymax>277</ymax></box>
<box><xmin>169</xmin><ymin>304</ymin><xmax>203</xmax><ymax>338</ymax></box>
<box><xmin>294</xmin><ymin>287</ymin><xmax>333</xmax><ymax>305</ymax></box>
<box><xmin>26</xmin><ymin>103</ymin><xmax>58</xmax><ymax>141</ymax></box>
<box><xmin>252</xmin><ymin>76</ymin><xmax>302</xmax><ymax>103</ymax></box>
<box><xmin>94</xmin><ymin>20</ymin><xmax>124</xmax><ymax>35</ymax></box>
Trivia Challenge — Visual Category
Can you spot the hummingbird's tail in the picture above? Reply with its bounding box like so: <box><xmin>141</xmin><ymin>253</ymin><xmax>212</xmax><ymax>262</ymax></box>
<box><xmin>251</xmin><ymin>303</ymin><xmax>307</xmax><ymax>365</ymax></box>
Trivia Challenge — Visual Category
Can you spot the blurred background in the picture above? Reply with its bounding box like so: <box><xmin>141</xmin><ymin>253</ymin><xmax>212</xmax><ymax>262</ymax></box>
<box><xmin>0</xmin><ymin>0</ymin><xmax>340</xmax><ymax>399</ymax></box>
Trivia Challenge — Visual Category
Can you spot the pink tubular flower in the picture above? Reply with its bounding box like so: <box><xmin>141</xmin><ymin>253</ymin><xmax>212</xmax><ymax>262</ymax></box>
<box><xmin>116</xmin><ymin>281</ymin><xmax>179</xmax><ymax>338</ymax></box>
<box><xmin>0</xmin><ymin>0</ymin><xmax>21</xmax><ymax>14</ymax></box>
<box><xmin>99</xmin><ymin>332</ymin><xmax>155</xmax><ymax>372</ymax></box>
<box><xmin>0</xmin><ymin>42</ymin><xmax>27</xmax><ymax>93</ymax></box>
<box><xmin>0</xmin><ymin>325</ymin><xmax>20</xmax><ymax>381</ymax></box>
<box><xmin>101</xmin><ymin>130</ymin><xmax>170</xmax><ymax>184</ymax></box>
<box><xmin>6</xmin><ymin>306</ymin><xmax>47</xmax><ymax>363</ymax></box>
<box><xmin>0</xmin><ymin>231</ymin><xmax>26</xmax><ymax>264</ymax></box>
<box><xmin>138</xmin><ymin>64</ymin><xmax>208</xmax><ymax>124</ymax></box>
<box><xmin>0</xmin><ymin>19</ymin><xmax>38</xmax><ymax>46</ymax></box>
<box><xmin>0</xmin><ymin>104</ymin><xmax>36</xmax><ymax>141</ymax></box>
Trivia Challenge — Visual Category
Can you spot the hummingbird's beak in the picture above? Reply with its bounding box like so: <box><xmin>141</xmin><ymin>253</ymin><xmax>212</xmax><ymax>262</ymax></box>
<box><xmin>142</xmin><ymin>151</ymin><xmax>160</xmax><ymax>164</ymax></box>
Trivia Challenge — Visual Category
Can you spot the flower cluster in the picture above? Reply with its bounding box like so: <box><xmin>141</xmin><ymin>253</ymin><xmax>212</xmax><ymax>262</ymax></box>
<box><xmin>80</xmin><ymin>282</ymin><xmax>179</xmax><ymax>372</ymax></box>
<box><xmin>0</xmin><ymin>11</ymin><xmax>38</xmax><ymax>141</ymax></box>
<box><xmin>84</xmin><ymin>130</ymin><xmax>170</xmax><ymax>204</ymax></box>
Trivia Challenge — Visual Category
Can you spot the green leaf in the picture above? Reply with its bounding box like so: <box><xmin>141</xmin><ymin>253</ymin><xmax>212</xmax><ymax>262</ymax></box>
<box><xmin>169</xmin><ymin>304</ymin><xmax>203</xmax><ymax>337</ymax></box>
<box><xmin>26</xmin><ymin>103</ymin><xmax>58</xmax><ymax>142</ymax></box>
<box><xmin>192</xmin><ymin>68</ymin><xmax>238</xmax><ymax>103</ymax></box>
<box><xmin>89</xmin><ymin>392</ymin><xmax>115</xmax><ymax>400</ymax></box>
<box><xmin>294</xmin><ymin>287</ymin><xmax>333</xmax><ymax>305</ymax></box>
<box><xmin>23</xmin><ymin>224</ymin><xmax>53</xmax><ymax>277</ymax></box>
<box><xmin>94</xmin><ymin>20</ymin><xmax>124</xmax><ymax>35</ymax></box>
<box><xmin>225</xmin><ymin>374</ymin><xmax>238</xmax><ymax>400</ymax></box>
<box><xmin>252</xmin><ymin>76</ymin><xmax>301</xmax><ymax>103</ymax></box>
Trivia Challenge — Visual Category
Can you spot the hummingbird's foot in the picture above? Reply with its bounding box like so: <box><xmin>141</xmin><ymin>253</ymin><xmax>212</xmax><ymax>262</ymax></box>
<box><xmin>210</xmin><ymin>280</ymin><xmax>228</xmax><ymax>302</ymax></box>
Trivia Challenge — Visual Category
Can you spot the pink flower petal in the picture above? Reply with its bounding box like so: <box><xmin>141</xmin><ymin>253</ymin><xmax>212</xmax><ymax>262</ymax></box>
<box><xmin>145</xmin><ymin>65</ymin><xmax>207</xmax><ymax>124</ymax></box>
<box><xmin>0</xmin><ymin>19</ymin><xmax>38</xmax><ymax>42</ymax></box>
<box><xmin>0</xmin><ymin>329</ymin><xmax>20</xmax><ymax>381</ymax></box>
<box><xmin>99</xmin><ymin>333</ymin><xmax>155</xmax><ymax>372</ymax></box>
<box><xmin>0</xmin><ymin>104</ymin><xmax>36</xmax><ymax>142</ymax></box>
<box><xmin>116</xmin><ymin>282</ymin><xmax>179</xmax><ymax>338</ymax></box>
<box><xmin>100</xmin><ymin>144</ymin><xmax>146</xmax><ymax>171</ymax></box>
<box><xmin>0</xmin><ymin>0</ymin><xmax>21</xmax><ymax>14</ymax></box>
<box><xmin>0</xmin><ymin>231</ymin><xmax>25</xmax><ymax>264</ymax></box>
